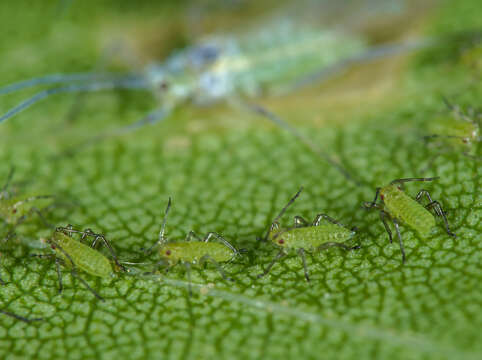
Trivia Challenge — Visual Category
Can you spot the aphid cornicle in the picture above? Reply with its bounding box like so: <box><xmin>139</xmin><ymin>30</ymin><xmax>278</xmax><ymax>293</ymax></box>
<box><xmin>33</xmin><ymin>225</ymin><xmax>126</xmax><ymax>301</ymax></box>
<box><xmin>364</xmin><ymin>177</ymin><xmax>456</xmax><ymax>263</ymax></box>
<box><xmin>145</xmin><ymin>198</ymin><xmax>240</xmax><ymax>294</ymax></box>
<box><xmin>258</xmin><ymin>187</ymin><xmax>359</xmax><ymax>282</ymax></box>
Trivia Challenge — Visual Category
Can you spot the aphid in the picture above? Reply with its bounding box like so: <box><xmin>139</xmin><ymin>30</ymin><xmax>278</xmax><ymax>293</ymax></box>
<box><xmin>0</xmin><ymin>167</ymin><xmax>54</xmax><ymax>240</ymax></box>
<box><xmin>1</xmin><ymin>309</ymin><xmax>43</xmax><ymax>323</ymax></box>
<box><xmin>258</xmin><ymin>187</ymin><xmax>359</xmax><ymax>282</ymax></box>
<box><xmin>424</xmin><ymin>98</ymin><xmax>481</xmax><ymax>159</ymax></box>
<box><xmin>363</xmin><ymin>177</ymin><xmax>456</xmax><ymax>263</ymax></box>
<box><xmin>0</xmin><ymin>23</ymin><xmax>426</xmax><ymax>181</ymax></box>
<box><xmin>33</xmin><ymin>225</ymin><xmax>126</xmax><ymax>301</ymax></box>
<box><xmin>145</xmin><ymin>198</ymin><xmax>240</xmax><ymax>295</ymax></box>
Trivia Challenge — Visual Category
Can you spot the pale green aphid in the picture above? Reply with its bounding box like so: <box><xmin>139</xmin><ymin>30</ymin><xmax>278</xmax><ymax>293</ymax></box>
<box><xmin>364</xmin><ymin>177</ymin><xmax>456</xmax><ymax>263</ymax></box>
<box><xmin>425</xmin><ymin>98</ymin><xmax>481</xmax><ymax>158</ymax></box>
<box><xmin>34</xmin><ymin>225</ymin><xmax>126</xmax><ymax>301</ymax></box>
<box><xmin>0</xmin><ymin>167</ymin><xmax>53</xmax><ymax>240</ymax></box>
<box><xmin>145</xmin><ymin>198</ymin><xmax>240</xmax><ymax>293</ymax></box>
<box><xmin>258</xmin><ymin>187</ymin><xmax>359</xmax><ymax>282</ymax></box>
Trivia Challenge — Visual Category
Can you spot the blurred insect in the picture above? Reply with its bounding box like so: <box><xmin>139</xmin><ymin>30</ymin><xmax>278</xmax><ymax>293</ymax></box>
<box><xmin>1</xmin><ymin>309</ymin><xmax>43</xmax><ymax>323</ymax></box>
<box><xmin>145</xmin><ymin>198</ymin><xmax>240</xmax><ymax>295</ymax></box>
<box><xmin>258</xmin><ymin>187</ymin><xmax>359</xmax><ymax>282</ymax></box>
<box><xmin>423</xmin><ymin>98</ymin><xmax>481</xmax><ymax>162</ymax></box>
<box><xmin>0</xmin><ymin>21</ymin><xmax>429</xmax><ymax>183</ymax></box>
<box><xmin>0</xmin><ymin>167</ymin><xmax>54</xmax><ymax>240</ymax></box>
<box><xmin>363</xmin><ymin>177</ymin><xmax>456</xmax><ymax>263</ymax></box>
<box><xmin>32</xmin><ymin>225</ymin><xmax>126</xmax><ymax>301</ymax></box>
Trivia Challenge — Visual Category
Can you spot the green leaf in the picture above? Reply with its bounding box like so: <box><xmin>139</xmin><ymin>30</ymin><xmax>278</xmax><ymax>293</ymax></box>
<box><xmin>0</xmin><ymin>1</ymin><xmax>480</xmax><ymax>359</ymax></box>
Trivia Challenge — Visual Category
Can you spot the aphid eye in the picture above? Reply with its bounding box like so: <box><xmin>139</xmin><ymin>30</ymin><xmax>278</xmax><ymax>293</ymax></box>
<box><xmin>159</xmin><ymin>82</ymin><xmax>169</xmax><ymax>91</ymax></box>
<box><xmin>50</xmin><ymin>244</ymin><xmax>56</xmax><ymax>249</ymax></box>
<box><xmin>397</xmin><ymin>186</ymin><xmax>402</xmax><ymax>190</ymax></box>
<box><xmin>278</xmin><ymin>239</ymin><xmax>285</xmax><ymax>245</ymax></box>
<box><xmin>165</xmin><ymin>250</ymin><xmax>171</xmax><ymax>256</ymax></box>
<box><xmin>380</xmin><ymin>194</ymin><xmax>385</xmax><ymax>200</ymax></box>
<box><xmin>12</xmin><ymin>208</ymin><xmax>17</xmax><ymax>214</ymax></box>
<box><xmin>462</xmin><ymin>138</ymin><xmax>469</xmax><ymax>144</ymax></box>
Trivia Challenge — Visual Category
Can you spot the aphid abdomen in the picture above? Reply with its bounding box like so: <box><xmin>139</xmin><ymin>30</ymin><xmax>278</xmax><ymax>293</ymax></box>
<box><xmin>53</xmin><ymin>233</ymin><xmax>112</xmax><ymax>277</ymax></box>
<box><xmin>283</xmin><ymin>224</ymin><xmax>354</xmax><ymax>251</ymax></box>
<box><xmin>162</xmin><ymin>242</ymin><xmax>233</xmax><ymax>263</ymax></box>
<box><xmin>382</xmin><ymin>186</ymin><xmax>435</xmax><ymax>236</ymax></box>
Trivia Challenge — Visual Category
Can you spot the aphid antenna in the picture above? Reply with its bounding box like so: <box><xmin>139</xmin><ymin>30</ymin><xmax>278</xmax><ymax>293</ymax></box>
<box><xmin>242</xmin><ymin>101</ymin><xmax>363</xmax><ymax>186</ymax></box>
<box><xmin>144</xmin><ymin>197</ymin><xmax>172</xmax><ymax>254</ymax></box>
<box><xmin>0</xmin><ymin>78</ymin><xmax>147</xmax><ymax>124</ymax></box>
<box><xmin>0</xmin><ymin>72</ymin><xmax>120</xmax><ymax>96</ymax></box>
<box><xmin>389</xmin><ymin>177</ymin><xmax>439</xmax><ymax>186</ymax></box>
<box><xmin>12</xmin><ymin>195</ymin><xmax>55</xmax><ymax>208</ymax></box>
<box><xmin>264</xmin><ymin>187</ymin><xmax>303</xmax><ymax>240</ymax></box>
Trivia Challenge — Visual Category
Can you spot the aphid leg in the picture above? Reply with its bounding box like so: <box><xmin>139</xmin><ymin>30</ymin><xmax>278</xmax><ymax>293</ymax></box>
<box><xmin>145</xmin><ymin>197</ymin><xmax>172</xmax><ymax>254</ymax></box>
<box><xmin>0</xmin><ymin>310</ymin><xmax>43</xmax><ymax>323</ymax></box>
<box><xmin>202</xmin><ymin>232</ymin><xmax>239</xmax><ymax>256</ymax></box>
<box><xmin>184</xmin><ymin>262</ymin><xmax>193</xmax><ymax>297</ymax></box>
<box><xmin>293</xmin><ymin>216</ymin><xmax>309</xmax><ymax>228</ymax></box>
<box><xmin>264</xmin><ymin>187</ymin><xmax>304</xmax><ymax>240</ymax></box>
<box><xmin>389</xmin><ymin>177</ymin><xmax>439</xmax><ymax>187</ymax></box>
<box><xmin>30</xmin><ymin>253</ymin><xmax>63</xmax><ymax>292</ymax></box>
<box><xmin>379</xmin><ymin>210</ymin><xmax>393</xmax><ymax>243</ymax></box>
<box><xmin>144</xmin><ymin>259</ymin><xmax>169</xmax><ymax>275</ymax></box>
<box><xmin>416</xmin><ymin>190</ymin><xmax>456</xmax><ymax>237</ymax></box>
<box><xmin>364</xmin><ymin>187</ymin><xmax>381</xmax><ymax>208</ymax></box>
<box><xmin>185</xmin><ymin>230</ymin><xmax>201</xmax><ymax>242</ymax></box>
<box><xmin>257</xmin><ymin>250</ymin><xmax>285</xmax><ymax>279</ymax></box>
<box><xmin>70</xmin><ymin>269</ymin><xmax>105</xmax><ymax>301</ymax></box>
<box><xmin>297</xmin><ymin>248</ymin><xmax>310</xmax><ymax>282</ymax></box>
<box><xmin>312</xmin><ymin>214</ymin><xmax>347</xmax><ymax>228</ymax></box>
<box><xmin>199</xmin><ymin>255</ymin><xmax>234</xmax><ymax>281</ymax></box>
<box><xmin>243</xmin><ymin>101</ymin><xmax>362</xmax><ymax>186</ymax></box>
<box><xmin>0</xmin><ymin>275</ymin><xmax>5</xmax><ymax>285</ymax></box>
<box><xmin>78</xmin><ymin>229</ymin><xmax>127</xmax><ymax>272</ymax></box>
<box><xmin>392</xmin><ymin>218</ymin><xmax>406</xmax><ymax>264</ymax></box>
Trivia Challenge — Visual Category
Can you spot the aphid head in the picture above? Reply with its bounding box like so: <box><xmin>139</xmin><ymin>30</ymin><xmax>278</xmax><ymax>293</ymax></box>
<box><xmin>269</xmin><ymin>229</ymin><xmax>288</xmax><ymax>248</ymax></box>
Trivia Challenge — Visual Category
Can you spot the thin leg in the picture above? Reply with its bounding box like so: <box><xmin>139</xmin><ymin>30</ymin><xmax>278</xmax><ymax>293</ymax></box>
<box><xmin>390</xmin><ymin>177</ymin><xmax>438</xmax><ymax>186</ymax></box>
<box><xmin>257</xmin><ymin>250</ymin><xmax>285</xmax><ymax>279</ymax></box>
<box><xmin>392</xmin><ymin>218</ymin><xmax>406</xmax><ymax>264</ymax></box>
<box><xmin>27</xmin><ymin>206</ymin><xmax>53</xmax><ymax>228</ymax></box>
<box><xmin>297</xmin><ymin>248</ymin><xmax>310</xmax><ymax>282</ymax></box>
<box><xmin>55</xmin><ymin>259</ymin><xmax>63</xmax><ymax>294</ymax></box>
<box><xmin>264</xmin><ymin>187</ymin><xmax>304</xmax><ymax>240</ymax></box>
<box><xmin>0</xmin><ymin>273</ymin><xmax>5</xmax><ymax>285</ymax></box>
<box><xmin>202</xmin><ymin>232</ymin><xmax>239</xmax><ymax>256</ymax></box>
<box><xmin>0</xmin><ymin>310</ymin><xmax>43</xmax><ymax>323</ymax></box>
<box><xmin>380</xmin><ymin>210</ymin><xmax>393</xmax><ymax>243</ymax></box>
<box><xmin>416</xmin><ymin>190</ymin><xmax>456</xmax><ymax>237</ymax></box>
<box><xmin>144</xmin><ymin>259</ymin><xmax>169</xmax><ymax>275</ymax></box>
<box><xmin>199</xmin><ymin>255</ymin><xmax>233</xmax><ymax>281</ymax></box>
<box><xmin>243</xmin><ymin>101</ymin><xmax>361</xmax><ymax>185</ymax></box>
<box><xmin>185</xmin><ymin>230</ymin><xmax>202</xmax><ymax>242</ymax></box>
<box><xmin>312</xmin><ymin>213</ymin><xmax>346</xmax><ymax>228</ymax></box>
<box><xmin>184</xmin><ymin>262</ymin><xmax>192</xmax><ymax>297</ymax></box>
<box><xmin>293</xmin><ymin>216</ymin><xmax>309</xmax><ymax>228</ymax></box>
<box><xmin>70</xmin><ymin>269</ymin><xmax>104</xmax><ymax>301</ymax></box>
<box><xmin>364</xmin><ymin>187</ymin><xmax>381</xmax><ymax>209</ymax></box>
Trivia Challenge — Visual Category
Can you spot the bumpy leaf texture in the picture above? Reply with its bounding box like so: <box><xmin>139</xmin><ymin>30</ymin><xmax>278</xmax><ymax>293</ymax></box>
<box><xmin>0</xmin><ymin>1</ymin><xmax>480</xmax><ymax>359</ymax></box>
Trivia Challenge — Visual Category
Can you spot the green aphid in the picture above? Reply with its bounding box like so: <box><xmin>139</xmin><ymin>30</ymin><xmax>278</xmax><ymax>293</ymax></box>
<box><xmin>145</xmin><ymin>198</ymin><xmax>240</xmax><ymax>294</ymax></box>
<box><xmin>258</xmin><ymin>187</ymin><xmax>359</xmax><ymax>282</ymax></box>
<box><xmin>0</xmin><ymin>167</ymin><xmax>53</xmax><ymax>240</ymax></box>
<box><xmin>34</xmin><ymin>225</ymin><xmax>126</xmax><ymax>301</ymax></box>
<box><xmin>364</xmin><ymin>177</ymin><xmax>456</xmax><ymax>263</ymax></box>
<box><xmin>424</xmin><ymin>98</ymin><xmax>481</xmax><ymax>158</ymax></box>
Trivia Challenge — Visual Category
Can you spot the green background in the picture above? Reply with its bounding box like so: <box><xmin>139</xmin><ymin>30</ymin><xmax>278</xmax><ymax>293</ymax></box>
<box><xmin>0</xmin><ymin>1</ymin><xmax>480</xmax><ymax>359</ymax></box>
